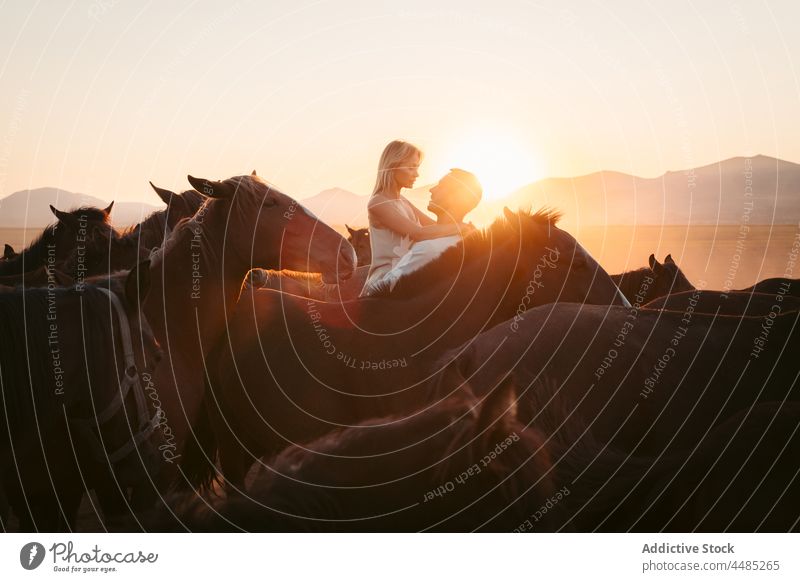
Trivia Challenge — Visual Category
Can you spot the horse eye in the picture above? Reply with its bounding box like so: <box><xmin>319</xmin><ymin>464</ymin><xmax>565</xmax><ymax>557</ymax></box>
<box><xmin>262</xmin><ymin>197</ymin><xmax>278</xmax><ymax>208</ymax></box>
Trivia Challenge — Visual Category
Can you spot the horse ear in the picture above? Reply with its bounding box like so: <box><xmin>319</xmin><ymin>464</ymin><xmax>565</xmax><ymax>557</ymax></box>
<box><xmin>664</xmin><ymin>254</ymin><xmax>675</xmax><ymax>265</ymax></box>
<box><xmin>648</xmin><ymin>253</ymin><xmax>663</xmax><ymax>274</ymax></box>
<box><xmin>3</xmin><ymin>244</ymin><xmax>14</xmax><ymax>259</ymax></box>
<box><xmin>103</xmin><ymin>201</ymin><xmax>114</xmax><ymax>215</ymax></box>
<box><xmin>187</xmin><ymin>175</ymin><xmax>235</xmax><ymax>199</ymax></box>
<box><xmin>149</xmin><ymin>181</ymin><xmax>177</xmax><ymax>206</ymax></box>
<box><xmin>345</xmin><ymin>224</ymin><xmax>355</xmax><ymax>236</ymax></box>
<box><xmin>251</xmin><ymin>169</ymin><xmax>258</xmax><ymax>176</ymax></box>
<box><xmin>474</xmin><ymin>374</ymin><xmax>519</xmax><ymax>438</ymax></box>
<box><xmin>50</xmin><ymin>205</ymin><xmax>76</xmax><ymax>226</ymax></box>
<box><xmin>125</xmin><ymin>259</ymin><xmax>151</xmax><ymax>306</ymax></box>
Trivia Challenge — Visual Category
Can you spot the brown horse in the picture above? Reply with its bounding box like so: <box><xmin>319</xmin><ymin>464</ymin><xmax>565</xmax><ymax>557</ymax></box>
<box><xmin>121</xmin><ymin>172</ymin><xmax>355</xmax><ymax>501</ymax></box>
<box><xmin>629</xmin><ymin>401</ymin><xmax>800</xmax><ymax>532</ymax></box>
<box><xmin>119</xmin><ymin>183</ymin><xmax>206</xmax><ymax>256</ymax></box>
<box><xmin>612</xmin><ymin>254</ymin><xmax>694</xmax><ymax>306</ymax></box>
<box><xmin>0</xmin><ymin>265</ymin><xmax>74</xmax><ymax>288</ymax></box>
<box><xmin>156</xmin><ymin>375</ymin><xmax>559</xmax><ymax>532</ymax></box>
<box><xmin>0</xmin><ymin>204</ymin><xmax>114</xmax><ymax>277</ymax></box>
<box><xmin>553</xmin><ymin>399</ymin><xmax>800</xmax><ymax>532</ymax></box>
<box><xmin>737</xmin><ymin>277</ymin><xmax>800</xmax><ymax>298</ymax></box>
<box><xmin>644</xmin><ymin>289</ymin><xmax>800</xmax><ymax>316</ymax></box>
<box><xmin>434</xmin><ymin>302</ymin><xmax>799</xmax><ymax>460</ymax></box>
<box><xmin>195</xmin><ymin>208</ymin><xmax>627</xmax><ymax>490</ymax></box>
<box><xmin>504</xmin><ymin>371</ymin><xmax>800</xmax><ymax>531</ymax></box>
<box><xmin>346</xmin><ymin>224</ymin><xmax>371</xmax><ymax>266</ymax></box>
<box><xmin>0</xmin><ymin>262</ymin><xmax>162</xmax><ymax>531</ymax></box>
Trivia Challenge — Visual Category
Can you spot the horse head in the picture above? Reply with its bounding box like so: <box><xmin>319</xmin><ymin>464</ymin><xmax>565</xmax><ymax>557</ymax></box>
<box><xmin>186</xmin><ymin>173</ymin><xmax>356</xmax><ymax>283</ymax></box>
<box><xmin>648</xmin><ymin>253</ymin><xmax>694</xmax><ymax>297</ymax></box>
<box><xmin>500</xmin><ymin>207</ymin><xmax>628</xmax><ymax>308</ymax></box>
<box><xmin>346</xmin><ymin>224</ymin><xmax>371</xmax><ymax>266</ymax></box>
<box><xmin>149</xmin><ymin>182</ymin><xmax>206</xmax><ymax>230</ymax></box>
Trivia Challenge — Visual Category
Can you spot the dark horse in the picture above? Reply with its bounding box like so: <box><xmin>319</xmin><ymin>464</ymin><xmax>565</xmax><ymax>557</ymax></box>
<box><xmin>644</xmin><ymin>289</ymin><xmax>800</xmax><ymax>316</ymax></box>
<box><xmin>119</xmin><ymin>182</ymin><xmax>206</xmax><ymax>257</ymax></box>
<box><xmin>550</xmin><ymin>398</ymin><xmax>800</xmax><ymax>532</ymax></box>
<box><xmin>156</xmin><ymin>375</ymin><xmax>559</xmax><ymax>532</ymax></box>
<box><xmin>737</xmin><ymin>277</ymin><xmax>800</xmax><ymax>298</ymax></box>
<box><xmin>194</xmin><ymin>208</ymin><xmax>627</xmax><ymax>491</ymax></box>
<box><xmin>109</xmin><ymin>172</ymin><xmax>356</xmax><ymax>506</ymax></box>
<box><xmin>345</xmin><ymin>224</ymin><xmax>371</xmax><ymax>266</ymax></box>
<box><xmin>0</xmin><ymin>203</ymin><xmax>150</xmax><ymax>287</ymax></box>
<box><xmin>0</xmin><ymin>203</ymin><xmax>115</xmax><ymax>277</ymax></box>
<box><xmin>170</xmin><ymin>372</ymin><xmax>797</xmax><ymax>531</ymax></box>
<box><xmin>611</xmin><ymin>254</ymin><xmax>694</xmax><ymax>306</ymax></box>
<box><xmin>433</xmin><ymin>302</ymin><xmax>799</xmax><ymax>460</ymax></box>
<box><xmin>0</xmin><ymin>262</ymin><xmax>162</xmax><ymax>531</ymax></box>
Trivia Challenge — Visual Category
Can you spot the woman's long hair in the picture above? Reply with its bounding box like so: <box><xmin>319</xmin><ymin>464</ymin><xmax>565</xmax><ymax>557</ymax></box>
<box><xmin>371</xmin><ymin>140</ymin><xmax>423</xmax><ymax>196</ymax></box>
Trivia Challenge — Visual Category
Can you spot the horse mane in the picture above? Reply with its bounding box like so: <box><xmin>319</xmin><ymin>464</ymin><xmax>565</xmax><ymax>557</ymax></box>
<box><xmin>0</xmin><ymin>224</ymin><xmax>57</xmax><ymax>272</ymax></box>
<box><xmin>121</xmin><ymin>209</ymin><xmax>169</xmax><ymax>247</ymax></box>
<box><xmin>370</xmin><ymin>207</ymin><xmax>562</xmax><ymax>299</ymax></box>
<box><xmin>611</xmin><ymin>267</ymin><xmax>653</xmax><ymax>306</ymax></box>
<box><xmin>156</xmin><ymin>175</ymin><xmax>283</xmax><ymax>270</ymax></box>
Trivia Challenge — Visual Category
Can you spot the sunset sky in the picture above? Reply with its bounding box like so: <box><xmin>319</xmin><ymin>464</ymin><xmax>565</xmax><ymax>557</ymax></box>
<box><xmin>1</xmin><ymin>0</ymin><xmax>799</xmax><ymax>204</ymax></box>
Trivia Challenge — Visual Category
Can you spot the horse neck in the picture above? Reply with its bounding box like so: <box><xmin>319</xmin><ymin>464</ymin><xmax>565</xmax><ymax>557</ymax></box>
<box><xmin>617</xmin><ymin>270</ymin><xmax>647</xmax><ymax>305</ymax></box>
<box><xmin>0</xmin><ymin>230</ymin><xmax>50</xmax><ymax>275</ymax></box>
<box><xmin>143</xmin><ymin>214</ymin><xmax>248</xmax><ymax>356</ymax></box>
<box><xmin>401</xmin><ymin>243</ymin><xmax>525</xmax><ymax>347</ymax></box>
<box><xmin>107</xmin><ymin>235</ymin><xmax>144</xmax><ymax>272</ymax></box>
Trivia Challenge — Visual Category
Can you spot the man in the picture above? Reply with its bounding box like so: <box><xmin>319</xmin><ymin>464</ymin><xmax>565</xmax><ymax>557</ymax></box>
<box><xmin>365</xmin><ymin>168</ymin><xmax>482</xmax><ymax>294</ymax></box>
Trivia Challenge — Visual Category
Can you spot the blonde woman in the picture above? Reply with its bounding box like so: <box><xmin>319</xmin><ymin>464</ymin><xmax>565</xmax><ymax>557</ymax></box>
<box><xmin>360</xmin><ymin>140</ymin><xmax>470</xmax><ymax>295</ymax></box>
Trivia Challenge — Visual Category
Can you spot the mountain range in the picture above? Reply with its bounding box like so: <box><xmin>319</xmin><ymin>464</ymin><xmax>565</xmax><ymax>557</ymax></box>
<box><xmin>301</xmin><ymin>155</ymin><xmax>800</xmax><ymax>228</ymax></box>
<box><xmin>0</xmin><ymin>187</ymin><xmax>159</xmax><ymax>228</ymax></box>
<box><xmin>2</xmin><ymin>155</ymin><xmax>798</xmax><ymax>228</ymax></box>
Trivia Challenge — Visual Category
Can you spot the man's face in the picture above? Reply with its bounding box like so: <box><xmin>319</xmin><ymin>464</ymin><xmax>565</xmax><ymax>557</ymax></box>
<box><xmin>428</xmin><ymin>174</ymin><xmax>456</xmax><ymax>216</ymax></box>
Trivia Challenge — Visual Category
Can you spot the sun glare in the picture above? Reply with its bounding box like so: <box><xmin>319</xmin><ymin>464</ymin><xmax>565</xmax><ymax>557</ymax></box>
<box><xmin>433</xmin><ymin>131</ymin><xmax>541</xmax><ymax>201</ymax></box>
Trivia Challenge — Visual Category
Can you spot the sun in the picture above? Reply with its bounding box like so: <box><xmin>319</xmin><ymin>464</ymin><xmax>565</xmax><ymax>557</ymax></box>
<box><xmin>433</xmin><ymin>131</ymin><xmax>542</xmax><ymax>201</ymax></box>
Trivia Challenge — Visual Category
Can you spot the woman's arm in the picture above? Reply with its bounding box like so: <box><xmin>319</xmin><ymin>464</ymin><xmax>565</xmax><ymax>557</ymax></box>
<box><xmin>368</xmin><ymin>197</ymin><xmax>465</xmax><ymax>241</ymax></box>
<box><xmin>403</xmin><ymin>196</ymin><xmax>435</xmax><ymax>226</ymax></box>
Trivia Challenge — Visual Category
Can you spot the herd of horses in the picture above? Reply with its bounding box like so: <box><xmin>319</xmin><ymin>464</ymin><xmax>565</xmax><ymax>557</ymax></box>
<box><xmin>0</xmin><ymin>173</ymin><xmax>797</xmax><ymax>532</ymax></box>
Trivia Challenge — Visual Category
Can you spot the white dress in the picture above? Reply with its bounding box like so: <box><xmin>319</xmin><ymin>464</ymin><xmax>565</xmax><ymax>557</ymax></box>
<box><xmin>360</xmin><ymin>196</ymin><xmax>419</xmax><ymax>296</ymax></box>
<box><xmin>377</xmin><ymin>235</ymin><xmax>461</xmax><ymax>292</ymax></box>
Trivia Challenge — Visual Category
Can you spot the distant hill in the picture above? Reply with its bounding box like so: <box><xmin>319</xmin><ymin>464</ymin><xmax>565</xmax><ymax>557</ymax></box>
<box><xmin>490</xmin><ymin>155</ymin><xmax>800</xmax><ymax>226</ymax></box>
<box><xmin>300</xmin><ymin>187</ymin><xmax>367</xmax><ymax>227</ymax></box>
<box><xmin>0</xmin><ymin>187</ymin><xmax>161</xmax><ymax>227</ymax></box>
